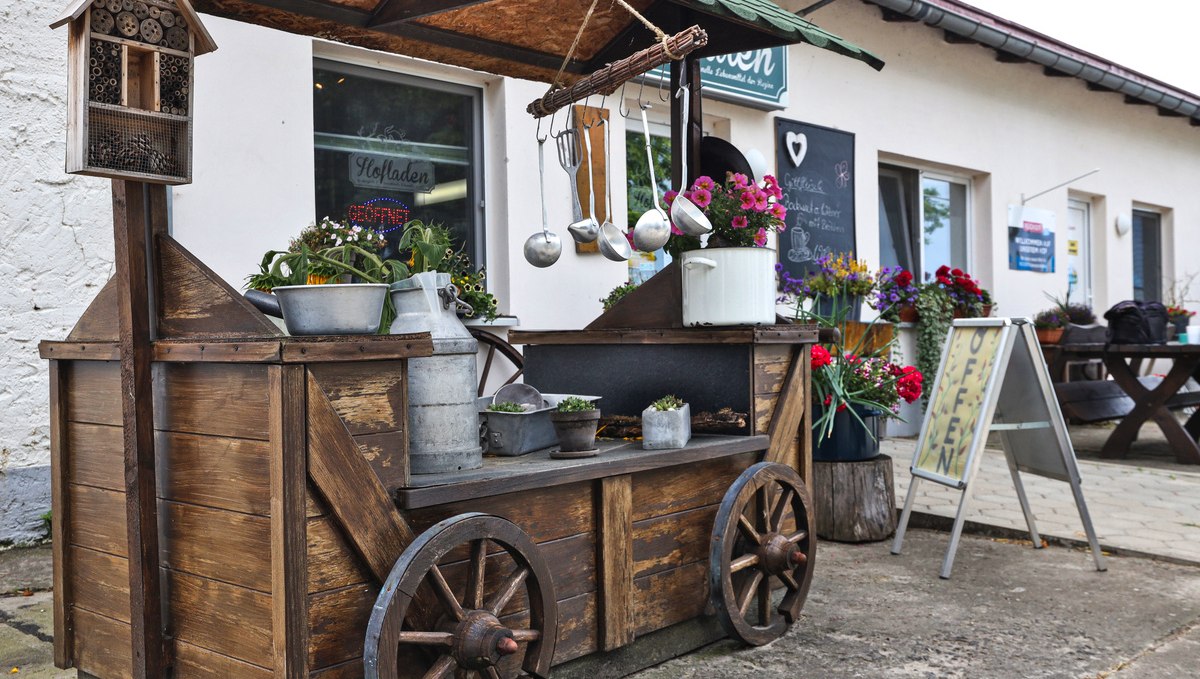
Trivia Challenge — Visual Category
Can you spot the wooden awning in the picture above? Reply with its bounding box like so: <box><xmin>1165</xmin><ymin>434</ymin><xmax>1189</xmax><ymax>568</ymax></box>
<box><xmin>193</xmin><ymin>0</ymin><xmax>883</xmax><ymax>84</ymax></box>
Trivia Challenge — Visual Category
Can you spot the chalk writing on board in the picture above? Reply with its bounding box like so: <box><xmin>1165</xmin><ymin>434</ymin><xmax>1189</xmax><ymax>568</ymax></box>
<box><xmin>774</xmin><ymin>119</ymin><xmax>855</xmax><ymax>277</ymax></box>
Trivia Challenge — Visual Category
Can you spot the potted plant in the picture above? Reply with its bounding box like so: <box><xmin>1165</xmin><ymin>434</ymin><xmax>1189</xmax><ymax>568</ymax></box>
<box><xmin>247</xmin><ymin>243</ymin><xmax>409</xmax><ymax>335</ymax></box>
<box><xmin>1167</xmin><ymin>305</ymin><xmax>1195</xmax><ymax>336</ymax></box>
<box><xmin>1034</xmin><ymin>308</ymin><xmax>1068</xmax><ymax>344</ymax></box>
<box><xmin>870</xmin><ymin>266</ymin><xmax>920</xmax><ymax>323</ymax></box>
<box><xmin>777</xmin><ymin>252</ymin><xmax>875</xmax><ymax>322</ymax></box>
<box><xmin>479</xmin><ymin>400</ymin><xmax>558</xmax><ymax>456</ymax></box>
<box><xmin>550</xmin><ymin>396</ymin><xmax>601</xmax><ymax>458</ymax></box>
<box><xmin>641</xmin><ymin>395</ymin><xmax>691</xmax><ymax>450</ymax></box>
<box><xmin>933</xmin><ymin>265</ymin><xmax>989</xmax><ymax>317</ymax></box>
<box><xmin>779</xmin><ymin>271</ymin><xmax>924</xmax><ymax>459</ymax></box>
<box><xmin>600</xmin><ymin>281</ymin><xmax>640</xmax><ymax>311</ymax></box>
<box><xmin>662</xmin><ymin>172</ymin><xmax>787</xmax><ymax>326</ymax></box>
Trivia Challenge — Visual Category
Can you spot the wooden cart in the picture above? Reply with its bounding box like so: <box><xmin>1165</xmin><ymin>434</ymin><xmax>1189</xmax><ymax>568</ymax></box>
<box><xmin>41</xmin><ymin>220</ymin><xmax>818</xmax><ymax>677</ymax></box>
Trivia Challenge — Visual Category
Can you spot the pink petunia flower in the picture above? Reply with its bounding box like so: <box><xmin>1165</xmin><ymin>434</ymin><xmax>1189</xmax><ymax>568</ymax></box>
<box><xmin>693</xmin><ymin>175</ymin><xmax>715</xmax><ymax>192</ymax></box>
<box><xmin>770</xmin><ymin>203</ymin><xmax>787</xmax><ymax>220</ymax></box>
<box><xmin>740</xmin><ymin>190</ymin><xmax>756</xmax><ymax>210</ymax></box>
<box><xmin>670</xmin><ymin>223</ymin><xmax>685</xmax><ymax>236</ymax></box>
<box><xmin>664</xmin><ymin>190</ymin><xmax>678</xmax><ymax>206</ymax></box>
<box><xmin>754</xmin><ymin>191</ymin><xmax>769</xmax><ymax>211</ymax></box>
<box><xmin>691</xmin><ymin>188</ymin><xmax>712</xmax><ymax>208</ymax></box>
<box><xmin>732</xmin><ymin>215</ymin><xmax>748</xmax><ymax>229</ymax></box>
<box><xmin>754</xmin><ymin>228</ymin><xmax>768</xmax><ymax>246</ymax></box>
<box><xmin>732</xmin><ymin>173</ymin><xmax>750</xmax><ymax>190</ymax></box>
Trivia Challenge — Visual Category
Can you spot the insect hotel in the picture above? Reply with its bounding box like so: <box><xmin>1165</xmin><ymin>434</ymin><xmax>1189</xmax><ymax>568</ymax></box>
<box><xmin>52</xmin><ymin>0</ymin><xmax>215</xmax><ymax>184</ymax></box>
<box><xmin>41</xmin><ymin>1</ymin><xmax>884</xmax><ymax>677</ymax></box>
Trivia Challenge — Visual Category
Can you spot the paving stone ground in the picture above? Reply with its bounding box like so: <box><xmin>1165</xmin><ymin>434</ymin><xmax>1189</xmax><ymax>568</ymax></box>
<box><xmin>886</xmin><ymin>422</ymin><xmax>1200</xmax><ymax>564</ymax></box>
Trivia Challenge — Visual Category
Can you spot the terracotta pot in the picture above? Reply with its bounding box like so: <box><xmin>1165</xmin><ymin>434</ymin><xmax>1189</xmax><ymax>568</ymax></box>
<box><xmin>550</xmin><ymin>409</ymin><xmax>601</xmax><ymax>454</ymax></box>
<box><xmin>1036</xmin><ymin>327</ymin><xmax>1065</xmax><ymax>344</ymax></box>
<box><xmin>897</xmin><ymin>304</ymin><xmax>919</xmax><ymax>323</ymax></box>
<box><xmin>981</xmin><ymin>303</ymin><xmax>993</xmax><ymax>318</ymax></box>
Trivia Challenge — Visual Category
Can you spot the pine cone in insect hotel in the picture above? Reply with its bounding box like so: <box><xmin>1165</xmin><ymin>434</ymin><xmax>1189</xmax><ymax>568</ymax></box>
<box><xmin>51</xmin><ymin>0</ymin><xmax>217</xmax><ymax>185</ymax></box>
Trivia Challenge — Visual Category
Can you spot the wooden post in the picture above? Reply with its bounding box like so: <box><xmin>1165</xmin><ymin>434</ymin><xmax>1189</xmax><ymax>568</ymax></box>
<box><xmin>49</xmin><ymin>360</ymin><xmax>73</xmax><ymax>668</ymax></box>
<box><xmin>112</xmin><ymin>180</ymin><xmax>165</xmax><ymax>678</ymax></box>
<box><xmin>598</xmin><ymin>475</ymin><xmax>634</xmax><ymax>650</ymax></box>
<box><xmin>269</xmin><ymin>365</ymin><xmax>309</xmax><ymax>677</ymax></box>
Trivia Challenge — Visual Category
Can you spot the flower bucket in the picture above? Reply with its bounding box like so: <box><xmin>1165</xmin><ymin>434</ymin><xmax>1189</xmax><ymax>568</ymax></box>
<box><xmin>814</xmin><ymin>294</ymin><xmax>863</xmax><ymax>322</ymax></box>
<box><xmin>681</xmin><ymin>247</ymin><xmax>776</xmax><ymax>326</ymax></box>
<box><xmin>813</xmin><ymin>405</ymin><xmax>882</xmax><ymax>462</ymax></box>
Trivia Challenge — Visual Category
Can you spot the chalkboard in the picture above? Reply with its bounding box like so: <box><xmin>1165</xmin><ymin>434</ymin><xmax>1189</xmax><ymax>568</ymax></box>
<box><xmin>774</xmin><ymin>119</ymin><xmax>855</xmax><ymax>279</ymax></box>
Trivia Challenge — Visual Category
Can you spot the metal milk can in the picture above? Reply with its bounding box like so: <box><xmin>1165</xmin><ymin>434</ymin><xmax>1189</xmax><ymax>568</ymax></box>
<box><xmin>390</xmin><ymin>271</ymin><xmax>482</xmax><ymax>474</ymax></box>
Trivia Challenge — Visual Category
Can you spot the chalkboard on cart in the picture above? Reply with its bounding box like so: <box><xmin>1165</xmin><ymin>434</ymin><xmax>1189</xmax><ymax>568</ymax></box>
<box><xmin>774</xmin><ymin>119</ymin><xmax>855</xmax><ymax>279</ymax></box>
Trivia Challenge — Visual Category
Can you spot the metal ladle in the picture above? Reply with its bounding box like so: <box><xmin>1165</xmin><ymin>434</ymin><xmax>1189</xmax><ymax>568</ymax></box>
<box><xmin>523</xmin><ymin>135</ymin><xmax>562</xmax><ymax>267</ymax></box>
<box><xmin>669</xmin><ymin>78</ymin><xmax>712</xmax><ymax>237</ymax></box>
<box><xmin>582</xmin><ymin>116</ymin><xmax>630</xmax><ymax>262</ymax></box>
<box><xmin>631</xmin><ymin>103</ymin><xmax>671</xmax><ymax>252</ymax></box>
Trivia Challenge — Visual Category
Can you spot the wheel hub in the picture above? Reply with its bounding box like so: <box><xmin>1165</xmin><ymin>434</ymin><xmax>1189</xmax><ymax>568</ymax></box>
<box><xmin>450</xmin><ymin>610</ymin><xmax>518</xmax><ymax>670</ymax></box>
<box><xmin>757</xmin><ymin>532</ymin><xmax>803</xmax><ymax>576</ymax></box>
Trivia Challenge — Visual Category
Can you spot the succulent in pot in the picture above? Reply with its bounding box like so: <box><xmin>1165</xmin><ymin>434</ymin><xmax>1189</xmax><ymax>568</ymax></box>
<box><xmin>642</xmin><ymin>395</ymin><xmax>691</xmax><ymax>450</ymax></box>
<box><xmin>550</xmin><ymin>397</ymin><xmax>601</xmax><ymax>458</ymax></box>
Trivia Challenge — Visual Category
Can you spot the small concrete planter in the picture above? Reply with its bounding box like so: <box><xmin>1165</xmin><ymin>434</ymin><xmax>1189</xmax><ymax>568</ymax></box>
<box><xmin>642</xmin><ymin>403</ymin><xmax>691</xmax><ymax>450</ymax></box>
<box><xmin>550</xmin><ymin>409</ymin><xmax>601</xmax><ymax>458</ymax></box>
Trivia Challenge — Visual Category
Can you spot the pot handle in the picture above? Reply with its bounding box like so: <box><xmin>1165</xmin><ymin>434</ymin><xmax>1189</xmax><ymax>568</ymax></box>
<box><xmin>683</xmin><ymin>257</ymin><xmax>717</xmax><ymax>271</ymax></box>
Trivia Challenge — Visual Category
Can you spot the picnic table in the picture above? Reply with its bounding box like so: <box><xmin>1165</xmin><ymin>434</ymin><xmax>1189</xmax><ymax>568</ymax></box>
<box><xmin>1049</xmin><ymin>343</ymin><xmax>1200</xmax><ymax>464</ymax></box>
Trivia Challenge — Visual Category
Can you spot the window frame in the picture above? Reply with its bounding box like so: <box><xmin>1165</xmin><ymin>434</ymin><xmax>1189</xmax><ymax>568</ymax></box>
<box><xmin>1131</xmin><ymin>207</ymin><xmax>1163</xmax><ymax>302</ymax></box>
<box><xmin>312</xmin><ymin>57</ymin><xmax>487</xmax><ymax>267</ymax></box>
<box><xmin>877</xmin><ymin>161</ymin><xmax>973</xmax><ymax>281</ymax></box>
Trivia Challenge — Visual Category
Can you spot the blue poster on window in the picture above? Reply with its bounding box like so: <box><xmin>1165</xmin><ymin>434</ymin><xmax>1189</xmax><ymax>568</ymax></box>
<box><xmin>1007</xmin><ymin>205</ymin><xmax>1055</xmax><ymax>272</ymax></box>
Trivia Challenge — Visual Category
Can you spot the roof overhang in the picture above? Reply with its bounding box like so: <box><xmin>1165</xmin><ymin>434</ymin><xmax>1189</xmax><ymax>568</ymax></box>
<box><xmin>192</xmin><ymin>0</ymin><xmax>882</xmax><ymax>84</ymax></box>
<box><xmin>866</xmin><ymin>0</ymin><xmax>1200</xmax><ymax>127</ymax></box>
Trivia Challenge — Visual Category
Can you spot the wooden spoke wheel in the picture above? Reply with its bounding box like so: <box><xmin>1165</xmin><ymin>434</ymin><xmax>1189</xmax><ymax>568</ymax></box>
<box><xmin>709</xmin><ymin>461</ymin><xmax>816</xmax><ymax>646</ymax></box>
<box><xmin>365</xmin><ymin>513</ymin><xmax>557</xmax><ymax>679</ymax></box>
<box><xmin>470</xmin><ymin>328</ymin><xmax>525</xmax><ymax>398</ymax></box>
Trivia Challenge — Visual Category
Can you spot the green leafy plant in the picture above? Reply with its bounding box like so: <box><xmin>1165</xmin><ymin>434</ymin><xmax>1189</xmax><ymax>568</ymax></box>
<box><xmin>397</xmin><ymin>220</ymin><xmax>453</xmax><ymax>274</ymax></box>
<box><xmin>914</xmin><ymin>283</ymin><xmax>953</xmax><ymax>405</ymax></box>
<box><xmin>556</xmin><ymin>396</ymin><xmax>597</xmax><ymax>413</ymax></box>
<box><xmin>486</xmin><ymin>401</ymin><xmax>525</xmax><ymax>413</ymax></box>
<box><xmin>443</xmin><ymin>249</ymin><xmax>498</xmax><ymax>321</ymax></box>
<box><xmin>601</xmin><ymin>281</ymin><xmax>639</xmax><ymax>311</ymax></box>
<box><xmin>650</xmin><ymin>395</ymin><xmax>685</xmax><ymax>411</ymax></box>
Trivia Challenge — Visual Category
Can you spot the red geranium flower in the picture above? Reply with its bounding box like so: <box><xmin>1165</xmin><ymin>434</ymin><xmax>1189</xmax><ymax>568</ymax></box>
<box><xmin>811</xmin><ymin>345</ymin><xmax>832</xmax><ymax>369</ymax></box>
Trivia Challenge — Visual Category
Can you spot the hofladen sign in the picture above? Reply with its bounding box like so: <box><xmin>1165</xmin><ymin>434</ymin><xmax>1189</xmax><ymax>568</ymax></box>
<box><xmin>646</xmin><ymin>47</ymin><xmax>788</xmax><ymax>109</ymax></box>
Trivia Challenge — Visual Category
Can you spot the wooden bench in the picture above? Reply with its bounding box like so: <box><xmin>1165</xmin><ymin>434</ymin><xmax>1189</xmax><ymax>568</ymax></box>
<box><xmin>1054</xmin><ymin>376</ymin><xmax>1200</xmax><ymax>424</ymax></box>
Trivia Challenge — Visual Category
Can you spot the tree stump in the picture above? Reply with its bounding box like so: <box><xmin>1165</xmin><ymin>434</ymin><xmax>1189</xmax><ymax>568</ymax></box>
<box><xmin>813</xmin><ymin>454</ymin><xmax>897</xmax><ymax>543</ymax></box>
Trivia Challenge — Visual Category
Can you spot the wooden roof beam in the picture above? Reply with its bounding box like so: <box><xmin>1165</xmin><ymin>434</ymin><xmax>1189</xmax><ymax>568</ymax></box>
<box><xmin>878</xmin><ymin>7</ymin><xmax>917</xmax><ymax>22</ymax></box>
<box><xmin>995</xmin><ymin>51</ymin><xmax>1028</xmax><ymax>64</ymax></box>
<box><xmin>943</xmin><ymin>30</ymin><xmax>975</xmax><ymax>45</ymax></box>
<box><xmin>1158</xmin><ymin>107</ymin><xmax>1184</xmax><ymax>117</ymax></box>
<box><xmin>1043</xmin><ymin>66</ymin><xmax>1072</xmax><ymax>77</ymax></box>
<box><xmin>369</xmin><ymin>0</ymin><xmax>492</xmax><ymax>28</ymax></box>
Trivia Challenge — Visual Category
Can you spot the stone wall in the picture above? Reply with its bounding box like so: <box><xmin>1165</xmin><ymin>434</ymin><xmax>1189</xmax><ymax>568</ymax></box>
<box><xmin>1</xmin><ymin>2</ymin><xmax>113</xmax><ymax>543</ymax></box>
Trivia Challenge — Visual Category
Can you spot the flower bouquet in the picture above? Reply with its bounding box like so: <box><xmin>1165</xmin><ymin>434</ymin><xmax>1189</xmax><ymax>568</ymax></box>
<box><xmin>777</xmin><ymin>252</ymin><xmax>875</xmax><ymax>322</ymax></box>
<box><xmin>809</xmin><ymin>344</ymin><xmax>923</xmax><ymax>447</ymax></box>
<box><xmin>662</xmin><ymin>172</ymin><xmax>787</xmax><ymax>257</ymax></box>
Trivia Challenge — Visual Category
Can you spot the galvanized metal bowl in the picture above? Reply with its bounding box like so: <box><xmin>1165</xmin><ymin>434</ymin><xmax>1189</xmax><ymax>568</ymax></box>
<box><xmin>272</xmin><ymin>283</ymin><xmax>388</xmax><ymax>335</ymax></box>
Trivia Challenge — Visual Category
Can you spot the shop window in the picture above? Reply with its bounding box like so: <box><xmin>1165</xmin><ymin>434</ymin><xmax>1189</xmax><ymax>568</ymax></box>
<box><xmin>313</xmin><ymin>60</ymin><xmax>484</xmax><ymax>265</ymax></box>
<box><xmin>878</xmin><ymin>163</ymin><xmax>969</xmax><ymax>281</ymax></box>
<box><xmin>1132</xmin><ymin>209</ymin><xmax>1162</xmax><ymax>301</ymax></box>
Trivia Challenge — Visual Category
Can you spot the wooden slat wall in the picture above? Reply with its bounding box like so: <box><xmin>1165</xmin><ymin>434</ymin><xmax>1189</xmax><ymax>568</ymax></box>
<box><xmin>60</xmin><ymin>360</ymin><xmax>281</xmax><ymax>676</ymax></box>
<box><xmin>308</xmin><ymin>361</ymin><xmax>409</xmax><ymax>489</ymax></box>
<box><xmin>752</xmin><ymin>344</ymin><xmax>813</xmax><ymax>490</ymax></box>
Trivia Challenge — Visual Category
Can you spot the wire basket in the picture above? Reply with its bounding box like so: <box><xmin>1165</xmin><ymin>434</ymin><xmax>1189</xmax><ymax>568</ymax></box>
<box><xmin>86</xmin><ymin>103</ymin><xmax>190</xmax><ymax>181</ymax></box>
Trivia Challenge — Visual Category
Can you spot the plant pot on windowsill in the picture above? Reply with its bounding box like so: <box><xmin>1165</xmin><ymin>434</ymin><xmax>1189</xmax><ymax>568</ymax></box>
<box><xmin>550</xmin><ymin>407</ymin><xmax>601</xmax><ymax>458</ymax></box>
<box><xmin>642</xmin><ymin>402</ymin><xmax>691</xmax><ymax>450</ymax></box>
<box><xmin>1035</xmin><ymin>327</ymin><xmax>1065</xmax><ymax>344</ymax></box>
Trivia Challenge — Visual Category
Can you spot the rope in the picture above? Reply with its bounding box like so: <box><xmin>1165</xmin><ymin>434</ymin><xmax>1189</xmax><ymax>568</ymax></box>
<box><xmin>611</xmin><ymin>0</ymin><xmax>683</xmax><ymax>60</ymax></box>
<box><xmin>541</xmin><ymin>0</ymin><xmax>601</xmax><ymax>109</ymax></box>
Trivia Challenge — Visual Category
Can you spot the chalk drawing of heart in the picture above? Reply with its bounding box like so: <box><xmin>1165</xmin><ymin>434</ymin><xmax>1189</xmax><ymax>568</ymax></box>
<box><xmin>785</xmin><ymin>131</ymin><xmax>808</xmax><ymax>167</ymax></box>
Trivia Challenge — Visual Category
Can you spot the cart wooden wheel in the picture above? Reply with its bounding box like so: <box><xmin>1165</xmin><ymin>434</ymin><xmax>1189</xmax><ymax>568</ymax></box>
<box><xmin>364</xmin><ymin>513</ymin><xmax>557</xmax><ymax>679</ymax></box>
<box><xmin>470</xmin><ymin>328</ymin><xmax>525</xmax><ymax>398</ymax></box>
<box><xmin>709</xmin><ymin>461</ymin><xmax>816</xmax><ymax>646</ymax></box>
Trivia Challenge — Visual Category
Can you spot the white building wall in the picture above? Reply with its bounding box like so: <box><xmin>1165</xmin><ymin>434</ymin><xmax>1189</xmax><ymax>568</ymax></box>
<box><xmin>0</xmin><ymin>2</ymin><xmax>114</xmax><ymax>543</ymax></box>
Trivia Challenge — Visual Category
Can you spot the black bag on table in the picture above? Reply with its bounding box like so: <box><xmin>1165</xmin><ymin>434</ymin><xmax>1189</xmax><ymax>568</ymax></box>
<box><xmin>1104</xmin><ymin>300</ymin><xmax>1167</xmax><ymax>345</ymax></box>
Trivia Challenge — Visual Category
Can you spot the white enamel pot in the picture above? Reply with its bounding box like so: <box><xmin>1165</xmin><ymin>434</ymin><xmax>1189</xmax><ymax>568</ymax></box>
<box><xmin>680</xmin><ymin>248</ymin><xmax>776</xmax><ymax>327</ymax></box>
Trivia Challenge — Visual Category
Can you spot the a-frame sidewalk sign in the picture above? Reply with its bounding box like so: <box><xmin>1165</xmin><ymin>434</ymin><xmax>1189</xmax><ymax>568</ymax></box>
<box><xmin>892</xmin><ymin>317</ymin><xmax>1107</xmax><ymax>578</ymax></box>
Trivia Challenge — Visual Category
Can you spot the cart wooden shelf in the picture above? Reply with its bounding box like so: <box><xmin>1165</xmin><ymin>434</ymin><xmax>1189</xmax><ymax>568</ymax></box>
<box><xmin>42</xmin><ymin>229</ymin><xmax>819</xmax><ymax>678</ymax></box>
